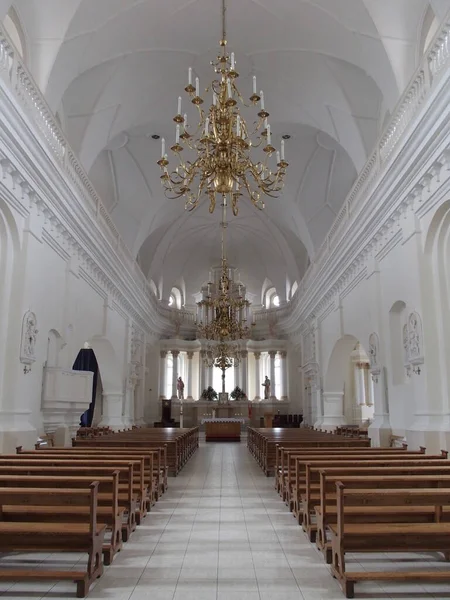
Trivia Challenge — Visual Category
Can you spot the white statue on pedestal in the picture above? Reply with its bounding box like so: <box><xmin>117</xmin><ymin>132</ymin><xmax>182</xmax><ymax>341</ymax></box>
<box><xmin>262</xmin><ymin>376</ymin><xmax>270</xmax><ymax>400</ymax></box>
<box><xmin>177</xmin><ymin>376</ymin><xmax>185</xmax><ymax>400</ymax></box>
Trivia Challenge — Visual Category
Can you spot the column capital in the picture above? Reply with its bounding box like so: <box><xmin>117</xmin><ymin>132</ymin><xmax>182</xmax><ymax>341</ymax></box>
<box><xmin>200</xmin><ymin>349</ymin><xmax>207</xmax><ymax>357</ymax></box>
<box><xmin>279</xmin><ymin>351</ymin><xmax>287</xmax><ymax>359</ymax></box>
<box><xmin>240</xmin><ymin>350</ymin><xmax>248</xmax><ymax>358</ymax></box>
<box><xmin>187</xmin><ymin>351</ymin><xmax>194</xmax><ymax>359</ymax></box>
<box><xmin>268</xmin><ymin>350</ymin><xmax>277</xmax><ymax>359</ymax></box>
<box><xmin>254</xmin><ymin>351</ymin><xmax>261</xmax><ymax>360</ymax></box>
<box><xmin>171</xmin><ymin>350</ymin><xmax>180</xmax><ymax>357</ymax></box>
<box><xmin>160</xmin><ymin>350</ymin><xmax>167</xmax><ymax>359</ymax></box>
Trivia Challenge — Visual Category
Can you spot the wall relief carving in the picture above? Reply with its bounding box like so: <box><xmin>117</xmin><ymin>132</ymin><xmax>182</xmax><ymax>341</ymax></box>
<box><xmin>20</xmin><ymin>310</ymin><xmax>38</xmax><ymax>372</ymax></box>
<box><xmin>408</xmin><ymin>311</ymin><xmax>424</xmax><ymax>365</ymax></box>
<box><xmin>368</xmin><ymin>332</ymin><xmax>381</xmax><ymax>378</ymax></box>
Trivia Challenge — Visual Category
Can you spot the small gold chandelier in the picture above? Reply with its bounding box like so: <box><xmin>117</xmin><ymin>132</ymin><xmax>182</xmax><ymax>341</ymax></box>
<box><xmin>196</xmin><ymin>197</ymin><xmax>252</xmax><ymax>390</ymax></box>
<box><xmin>196</xmin><ymin>201</ymin><xmax>251</xmax><ymax>342</ymax></box>
<box><xmin>157</xmin><ymin>0</ymin><xmax>288</xmax><ymax>216</ymax></box>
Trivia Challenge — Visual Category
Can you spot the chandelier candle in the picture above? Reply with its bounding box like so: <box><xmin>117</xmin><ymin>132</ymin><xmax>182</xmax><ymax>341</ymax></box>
<box><xmin>157</xmin><ymin>0</ymin><xmax>289</xmax><ymax>215</ymax></box>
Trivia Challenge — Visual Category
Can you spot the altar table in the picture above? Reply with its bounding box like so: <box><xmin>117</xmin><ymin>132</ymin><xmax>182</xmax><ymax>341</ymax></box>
<box><xmin>201</xmin><ymin>418</ymin><xmax>244</xmax><ymax>442</ymax></box>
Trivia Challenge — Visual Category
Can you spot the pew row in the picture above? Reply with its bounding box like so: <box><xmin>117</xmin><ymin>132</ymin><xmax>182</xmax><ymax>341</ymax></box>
<box><xmin>0</xmin><ymin>483</ymin><xmax>105</xmax><ymax>598</ymax></box>
<box><xmin>329</xmin><ymin>485</ymin><xmax>450</xmax><ymax>598</ymax></box>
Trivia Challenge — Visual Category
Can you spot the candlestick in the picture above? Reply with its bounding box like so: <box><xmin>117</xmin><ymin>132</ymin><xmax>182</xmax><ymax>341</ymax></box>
<box><xmin>204</xmin><ymin>118</ymin><xmax>209</xmax><ymax>136</ymax></box>
<box><xmin>236</xmin><ymin>115</ymin><xmax>241</xmax><ymax>136</ymax></box>
<box><xmin>281</xmin><ymin>139</ymin><xmax>285</xmax><ymax>161</ymax></box>
<box><xmin>231</xmin><ymin>52</ymin><xmax>235</xmax><ymax>70</ymax></box>
<box><xmin>213</xmin><ymin>91</ymin><xmax>217</xmax><ymax>106</ymax></box>
<box><xmin>260</xmin><ymin>91</ymin><xmax>265</xmax><ymax>110</ymax></box>
<box><xmin>184</xmin><ymin>114</ymin><xmax>187</xmax><ymax>129</ymax></box>
<box><xmin>177</xmin><ymin>96</ymin><xmax>182</xmax><ymax>115</ymax></box>
<box><xmin>227</xmin><ymin>80</ymin><xmax>232</xmax><ymax>98</ymax></box>
<box><xmin>276</xmin><ymin>151</ymin><xmax>280</xmax><ymax>164</ymax></box>
<box><xmin>253</xmin><ymin>75</ymin><xmax>257</xmax><ymax>95</ymax></box>
<box><xmin>266</xmin><ymin>124</ymin><xmax>271</xmax><ymax>145</ymax></box>
<box><xmin>195</xmin><ymin>77</ymin><xmax>200</xmax><ymax>97</ymax></box>
<box><xmin>176</xmin><ymin>124</ymin><xmax>180</xmax><ymax>144</ymax></box>
<box><xmin>188</xmin><ymin>67</ymin><xmax>192</xmax><ymax>86</ymax></box>
<box><xmin>161</xmin><ymin>137</ymin><xmax>165</xmax><ymax>157</ymax></box>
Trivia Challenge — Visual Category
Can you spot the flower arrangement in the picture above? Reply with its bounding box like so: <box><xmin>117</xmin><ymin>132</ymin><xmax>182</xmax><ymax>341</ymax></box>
<box><xmin>201</xmin><ymin>386</ymin><xmax>218</xmax><ymax>401</ymax></box>
<box><xmin>230</xmin><ymin>386</ymin><xmax>247</xmax><ymax>401</ymax></box>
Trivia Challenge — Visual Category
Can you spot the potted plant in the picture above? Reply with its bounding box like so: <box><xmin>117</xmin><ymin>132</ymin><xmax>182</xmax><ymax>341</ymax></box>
<box><xmin>230</xmin><ymin>386</ymin><xmax>247</xmax><ymax>401</ymax></box>
<box><xmin>201</xmin><ymin>386</ymin><xmax>218</xmax><ymax>401</ymax></box>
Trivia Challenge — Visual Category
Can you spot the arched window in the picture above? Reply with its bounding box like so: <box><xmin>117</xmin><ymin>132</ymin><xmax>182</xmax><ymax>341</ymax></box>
<box><xmin>3</xmin><ymin>8</ymin><xmax>26</xmax><ymax>61</ymax></box>
<box><xmin>166</xmin><ymin>353</ymin><xmax>173</xmax><ymax>398</ymax></box>
<box><xmin>274</xmin><ymin>353</ymin><xmax>281</xmax><ymax>398</ymax></box>
<box><xmin>265</xmin><ymin>287</ymin><xmax>278</xmax><ymax>309</ymax></box>
<box><xmin>420</xmin><ymin>4</ymin><xmax>439</xmax><ymax>55</ymax></box>
<box><xmin>170</xmin><ymin>287</ymin><xmax>182</xmax><ymax>309</ymax></box>
<box><xmin>213</xmin><ymin>365</ymin><xmax>234</xmax><ymax>394</ymax></box>
<box><xmin>149</xmin><ymin>279</ymin><xmax>158</xmax><ymax>297</ymax></box>
<box><xmin>290</xmin><ymin>281</ymin><xmax>298</xmax><ymax>299</ymax></box>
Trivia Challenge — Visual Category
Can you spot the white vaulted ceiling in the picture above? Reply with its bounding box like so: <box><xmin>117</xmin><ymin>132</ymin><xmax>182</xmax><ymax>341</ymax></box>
<box><xmin>7</xmin><ymin>0</ymin><xmax>450</xmax><ymax>302</ymax></box>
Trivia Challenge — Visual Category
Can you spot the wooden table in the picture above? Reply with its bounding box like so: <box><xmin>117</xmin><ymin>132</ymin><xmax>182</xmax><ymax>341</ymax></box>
<box><xmin>203</xmin><ymin>419</ymin><xmax>243</xmax><ymax>442</ymax></box>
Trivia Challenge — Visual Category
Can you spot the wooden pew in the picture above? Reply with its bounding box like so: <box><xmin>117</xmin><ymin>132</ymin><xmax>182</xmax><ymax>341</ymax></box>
<box><xmin>72</xmin><ymin>427</ymin><xmax>199</xmax><ymax>475</ymax></box>
<box><xmin>0</xmin><ymin>457</ymin><xmax>143</xmax><ymax>532</ymax></box>
<box><xmin>316</xmin><ymin>469</ymin><xmax>450</xmax><ymax>563</ymax></box>
<box><xmin>292</xmin><ymin>455</ymin><xmax>449</xmax><ymax>524</ymax></box>
<box><xmin>297</xmin><ymin>451</ymin><xmax>447</xmax><ymax>527</ymax></box>
<box><xmin>247</xmin><ymin>428</ymin><xmax>371</xmax><ymax>476</ymax></box>
<box><xmin>278</xmin><ymin>446</ymin><xmax>424</xmax><ymax>502</ymax></box>
<box><xmin>15</xmin><ymin>450</ymin><xmax>154</xmax><ymax>514</ymax></box>
<box><xmin>329</xmin><ymin>485</ymin><xmax>450</xmax><ymax>598</ymax></box>
<box><xmin>0</xmin><ymin>483</ymin><xmax>105</xmax><ymax>598</ymax></box>
<box><xmin>20</xmin><ymin>446</ymin><xmax>167</xmax><ymax>500</ymax></box>
<box><xmin>275</xmin><ymin>444</ymin><xmax>411</xmax><ymax>494</ymax></box>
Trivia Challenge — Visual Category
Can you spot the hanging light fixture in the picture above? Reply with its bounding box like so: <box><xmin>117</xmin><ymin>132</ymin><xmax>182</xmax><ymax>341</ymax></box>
<box><xmin>157</xmin><ymin>0</ymin><xmax>289</xmax><ymax>216</ymax></box>
<box><xmin>196</xmin><ymin>197</ymin><xmax>252</xmax><ymax>393</ymax></box>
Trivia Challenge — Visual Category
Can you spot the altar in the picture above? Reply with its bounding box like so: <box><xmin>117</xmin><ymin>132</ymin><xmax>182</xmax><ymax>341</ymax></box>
<box><xmin>201</xmin><ymin>418</ymin><xmax>245</xmax><ymax>442</ymax></box>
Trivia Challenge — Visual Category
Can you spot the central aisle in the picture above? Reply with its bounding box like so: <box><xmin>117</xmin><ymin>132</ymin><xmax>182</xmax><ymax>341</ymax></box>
<box><xmin>90</xmin><ymin>441</ymin><xmax>343</xmax><ymax>600</ymax></box>
<box><xmin>82</xmin><ymin>442</ymin><xmax>447</xmax><ymax>600</ymax></box>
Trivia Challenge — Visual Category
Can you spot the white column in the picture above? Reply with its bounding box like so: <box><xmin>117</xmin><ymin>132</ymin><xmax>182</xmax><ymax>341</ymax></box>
<box><xmin>321</xmin><ymin>391</ymin><xmax>345</xmax><ymax>431</ymax></box>
<box><xmin>269</xmin><ymin>351</ymin><xmax>277</xmax><ymax>400</ymax></box>
<box><xmin>312</xmin><ymin>379</ymin><xmax>323</xmax><ymax>428</ymax></box>
<box><xmin>199</xmin><ymin>350</ymin><xmax>206</xmax><ymax>396</ymax></box>
<box><xmin>171</xmin><ymin>350</ymin><xmax>179</xmax><ymax>399</ymax></box>
<box><xmin>367</xmin><ymin>370</ymin><xmax>375</xmax><ymax>407</ymax></box>
<box><xmin>240</xmin><ymin>350</ymin><xmax>248</xmax><ymax>396</ymax></box>
<box><xmin>279</xmin><ymin>351</ymin><xmax>288</xmax><ymax>400</ymax></box>
<box><xmin>368</xmin><ymin>367</ymin><xmax>392</xmax><ymax>447</ymax></box>
<box><xmin>186</xmin><ymin>351</ymin><xmax>194</xmax><ymax>400</ymax></box>
<box><xmin>99</xmin><ymin>392</ymin><xmax>126</xmax><ymax>429</ymax></box>
<box><xmin>354</xmin><ymin>362</ymin><xmax>367</xmax><ymax>405</ymax></box>
<box><xmin>159</xmin><ymin>350</ymin><xmax>167</xmax><ymax>399</ymax></box>
<box><xmin>254</xmin><ymin>352</ymin><xmax>261</xmax><ymax>400</ymax></box>
<box><xmin>234</xmin><ymin>360</ymin><xmax>240</xmax><ymax>389</ymax></box>
<box><xmin>207</xmin><ymin>364</ymin><xmax>213</xmax><ymax>388</ymax></box>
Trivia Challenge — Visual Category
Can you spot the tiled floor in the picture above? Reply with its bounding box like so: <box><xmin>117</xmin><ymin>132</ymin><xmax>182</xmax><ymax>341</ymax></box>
<box><xmin>1</xmin><ymin>441</ymin><xmax>450</xmax><ymax>599</ymax></box>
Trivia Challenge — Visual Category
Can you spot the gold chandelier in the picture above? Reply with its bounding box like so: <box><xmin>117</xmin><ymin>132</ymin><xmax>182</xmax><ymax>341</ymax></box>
<box><xmin>196</xmin><ymin>197</ymin><xmax>252</xmax><ymax>389</ymax></box>
<box><xmin>157</xmin><ymin>0</ymin><xmax>288</xmax><ymax>216</ymax></box>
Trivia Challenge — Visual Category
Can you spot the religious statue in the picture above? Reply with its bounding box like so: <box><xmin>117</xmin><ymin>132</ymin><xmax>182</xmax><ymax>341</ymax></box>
<box><xmin>177</xmin><ymin>376</ymin><xmax>185</xmax><ymax>400</ymax></box>
<box><xmin>262</xmin><ymin>375</ymin><xmax>270</xmax><ymax>400</ymax></box>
